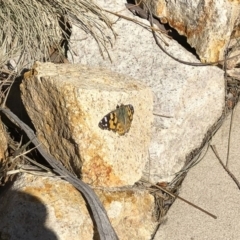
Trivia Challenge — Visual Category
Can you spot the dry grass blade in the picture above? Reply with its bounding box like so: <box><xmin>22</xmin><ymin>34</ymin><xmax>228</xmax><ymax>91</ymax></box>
<box><xmin>6</xmin><ymin>165</ymin><xmax>56</xmax><ymax>177</ymax></box>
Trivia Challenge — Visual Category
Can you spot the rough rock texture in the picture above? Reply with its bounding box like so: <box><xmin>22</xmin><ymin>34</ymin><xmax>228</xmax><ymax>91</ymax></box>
<box><xmin>21</xmin><ymin>62</ymin><xmax>153</xmax><ymax>187</ymax></box>
<box><xmin>96</xmin><ymin>188</ymin><xmax>156</xmax><ymax>240</ymax></box>
<box><xmin>139</xmin><ymin>0</ymin><xmax>240</xmax><ymax>62</ymax></box>
<box><xmin>0</xmin><ymin>174</ymin><xmax>93</xmax><ymax>240</ymax></box>
<box><xmin>0</xmin><ymin>174</ymin><xmax>156</xmax><ymax>240</ymax></box>
<box><xmin>0</xmin><ymin>120</ymin><xmax>7</xmax><ymax>161</ymax></box>
<box><xmin>69</xmin><ymin>0</ymin><xmax>225</xmax><ymax>183</ymax></box>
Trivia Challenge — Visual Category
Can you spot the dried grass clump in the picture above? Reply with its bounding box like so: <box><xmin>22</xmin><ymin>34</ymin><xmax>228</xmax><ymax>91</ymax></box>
<box><xmin>0</xmin><ymin>0</ymin><xmax>114</xmax><ymax>75</ymax></box>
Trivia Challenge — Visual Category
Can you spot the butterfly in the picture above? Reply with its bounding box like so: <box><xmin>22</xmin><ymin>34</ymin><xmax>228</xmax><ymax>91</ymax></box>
<box><xmin>98</xmin><ymin>104</ymin><xmax>134</xmax><ymax>135</ymax></box>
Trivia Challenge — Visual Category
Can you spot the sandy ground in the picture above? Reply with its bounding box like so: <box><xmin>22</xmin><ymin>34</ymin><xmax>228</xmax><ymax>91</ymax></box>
<box><xmin>154</xmin><ymin>103</ymin><xmax>240</xmax><ymax>240</ymax></box>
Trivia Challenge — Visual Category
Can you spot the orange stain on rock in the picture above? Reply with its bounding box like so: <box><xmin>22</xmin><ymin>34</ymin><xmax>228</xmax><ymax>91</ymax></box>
<box><xmin>82</xmin><ymin>155</ymin><xmax>122</xmax><ymax>187</ymax></box>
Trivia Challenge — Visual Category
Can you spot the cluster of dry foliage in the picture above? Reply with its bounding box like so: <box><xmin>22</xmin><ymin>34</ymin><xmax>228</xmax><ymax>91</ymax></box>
<box><xmin>0</xmin><ymin>0</ymin><xmax>114</xmax><ymax>92</ymax></box>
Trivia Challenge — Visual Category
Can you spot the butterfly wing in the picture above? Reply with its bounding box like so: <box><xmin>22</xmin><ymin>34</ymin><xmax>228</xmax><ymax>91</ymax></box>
<box><xmin>98</xmin><ymin>109</ymin><xmax>118</xmax><ymax>132</ymax></box>
<box><xmin>98</xmin><ymin>104</ymin><xmax>134</xmax><ymax>135</ymax></box>
<box><xmin>119</xmin><ymin>104</ymin><xmax>134</xmax><ymax>135</ymax></box>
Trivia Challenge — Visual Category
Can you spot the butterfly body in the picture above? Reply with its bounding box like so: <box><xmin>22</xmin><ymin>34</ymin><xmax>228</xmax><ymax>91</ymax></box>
<box><xmin>98</xmin><ymin>104</ymin><xmax>134</xmax><ymax>135</ymax></box>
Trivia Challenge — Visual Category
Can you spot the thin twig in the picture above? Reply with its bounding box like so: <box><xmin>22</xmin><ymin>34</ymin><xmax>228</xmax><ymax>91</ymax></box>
<box><xmin>142</xmin><ymin>178</ymin><xmax>217</xmax><ymax>219</ymax></box>
<box><xmin>6</xmin><ymin>167</ymin><xmax>56</xmax><ymax>177</ymax></box>
<box><xmin>143</xmin><ymin>3</ymin><xmax>240</xmax><ymax>66</ymax></box>
<box><xmin>226</xmin><ymin>110</ymin><xmax>234</xmax><ymax>167</ymax></box>
<box><xmin>23</xmin><ymin>155</ymin><xmax>53</xmax><ymax>173</ymax></box>
<box><xmin>11</xmin><ymin>143</ymin><xmax>40</xmax><ymax>161</ymax></box>
<box><xmin>210</xmin><ymin>145</ymin><xmax>240</xmax><ymax>190</ymax></box>
<box><xmin>176</xmin><ymin>194</ymin><xmax>217</xmax><ymax>219</ymax></box>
